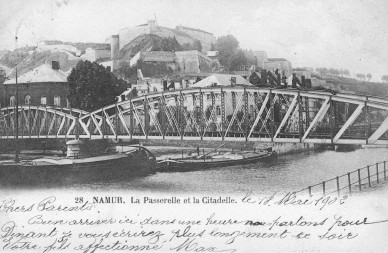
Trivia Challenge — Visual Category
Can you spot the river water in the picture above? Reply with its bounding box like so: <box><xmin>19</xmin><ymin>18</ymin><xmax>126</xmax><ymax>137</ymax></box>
<box><xmin>66</xmin><ymin>147</ymin><xmax>388</xmax><ymax>195</ymax></box>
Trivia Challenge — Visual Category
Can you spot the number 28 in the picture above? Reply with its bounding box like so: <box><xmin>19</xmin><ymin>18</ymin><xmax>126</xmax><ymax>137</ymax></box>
<box><xmin>75</xmin><ymin>197</ymin><xmax>83</xmax><ymax>203</ymax></box>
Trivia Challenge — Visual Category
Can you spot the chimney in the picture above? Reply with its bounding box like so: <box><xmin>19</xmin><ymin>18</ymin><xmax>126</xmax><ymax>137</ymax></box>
<box><xmin>110</xmin><ymin>35</ymin><xmax>120</xmax><ymax>59</ymax></box>
<box><xmin>52</xmin><ymin>61</ymin><xmax>60</xmax><ymax>70</ymax></box>
<box><xmin>230</xmin><ymin>77</ymin><xmax>236</xmax><ymax>86</ymax></box>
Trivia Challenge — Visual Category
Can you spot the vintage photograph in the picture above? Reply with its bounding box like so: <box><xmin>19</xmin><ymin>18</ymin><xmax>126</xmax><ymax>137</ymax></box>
<box><xmin>0</xmin><ymin>0</ymin><xmax>387</xmax><ymax>252</ymax></box>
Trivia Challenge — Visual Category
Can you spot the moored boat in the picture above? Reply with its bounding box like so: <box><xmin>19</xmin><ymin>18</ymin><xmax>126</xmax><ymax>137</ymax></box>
<box><xmin>157</xmin><ymin>148</ymin><xmax>277</xmax><ymax>172</ymax></box>
<box><xmin>0</xmin><ymin>145</ymin><xmax>156</xmax><ymax>186</ymax></box>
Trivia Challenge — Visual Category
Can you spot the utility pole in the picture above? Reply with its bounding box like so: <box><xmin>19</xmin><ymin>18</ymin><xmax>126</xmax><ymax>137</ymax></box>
<box><xmin>15</xmin><ymin>35</ymin><xmax>19</xmax><ymax>163</ymax></box>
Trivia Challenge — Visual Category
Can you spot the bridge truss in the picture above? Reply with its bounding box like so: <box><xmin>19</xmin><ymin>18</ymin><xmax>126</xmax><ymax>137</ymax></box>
<box><xmin>1</xmin><ymin>87</ymin><xmax>388</xmax><ymax>145</ymax></box>
<box><xmin>0</xmin><ymin>105</ymin><xmax>87</xmax><ymax>139</ymax></box>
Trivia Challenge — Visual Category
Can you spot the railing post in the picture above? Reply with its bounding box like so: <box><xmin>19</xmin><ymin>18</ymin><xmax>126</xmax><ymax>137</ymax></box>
<box><xmin>358</xmin><ymin>169</ymin><xmax>362</xmax><ymax>191</ymax></box>
<box><xmin>367</xmin><ymin>166</ymin><xmax>371</xmax><ymax>187</ymax></box>
<box><xmin>384</xmin><ymin>161</ymin><xmax>386</xmax><ymax>181</ymax></box>
<box><xmin>308</xmin><ymin>186</ymin><xmax>312</xmax><ymax>197</ymax></box>
<box><xmin>376</xmin><ymin>163</ymin><xmax>379</xmax><ymax>184</ymax></box>
<box><xmin>322</xmin><ymin>181</ymin><xmax>326</xmax><ymax>196</ymax></box>
<box><xmin>336</xmin><ymin>176</ymin><xmax>340</xmax><ymax>196</ymax></box>
<box><xmin>347</xmin><ymin>172</ymin><xmax>351</xmax><ymax>195</ymax></box>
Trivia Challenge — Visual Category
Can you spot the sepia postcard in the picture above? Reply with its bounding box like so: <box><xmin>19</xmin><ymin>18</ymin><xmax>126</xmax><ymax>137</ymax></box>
<box><xmin>0</xmin><ymin>0</ymin><xmax>388</xmax><ymax>252</ymax></box>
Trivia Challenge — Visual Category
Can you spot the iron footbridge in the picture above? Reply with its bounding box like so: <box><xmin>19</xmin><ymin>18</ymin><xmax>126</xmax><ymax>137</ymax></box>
<box><xmin>1</xmin><ymin>87</ymin><xmax>388</xmax><ymax>145</ymax></box>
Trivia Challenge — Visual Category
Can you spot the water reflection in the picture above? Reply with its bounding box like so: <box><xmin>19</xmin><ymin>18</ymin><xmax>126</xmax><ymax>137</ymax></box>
<box><xmin>1</xmin><ymin>148</ymin><xmax>387</xmax><ymax>194</ymax></box>
<box><xmin>69</xmin><ymin>148</ymin><xmax>388</xmax><ymax>194</ymax></box>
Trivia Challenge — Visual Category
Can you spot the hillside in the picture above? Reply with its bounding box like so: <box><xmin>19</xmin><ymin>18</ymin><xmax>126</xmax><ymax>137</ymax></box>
<box><xmin>6</xmin><ymin>50</ymin><xmax>81</xmax><ymax>78</ymax></box>
<box><xmin>116</xmin><ymin>34</ymin><xmax>182</xmax><ymax>60</ymax></box>
<box><xmin>43</xmin><ymin>40</ymin><xmax>110</xmax><ymax>51</ymax></box>
<box><xmin>312</xmin><ymin>74</ymin><xmax>388</xmax><ymax>97</ymax></box>
<box><xmin>0</xmin><ymin>50</ymin><xmax>9</xmax><ymax>60</ymax></box>
<box><xmin>0</xmin><ymin>47</ymin><xmax>35</xmax><ymax>69</ymax></box>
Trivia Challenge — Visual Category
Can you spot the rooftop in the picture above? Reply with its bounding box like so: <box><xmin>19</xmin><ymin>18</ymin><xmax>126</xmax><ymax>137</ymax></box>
<box><xmin>4</xmin><ymin>64</ymin><xmax>67</xmax><ymax>84</ymax></box>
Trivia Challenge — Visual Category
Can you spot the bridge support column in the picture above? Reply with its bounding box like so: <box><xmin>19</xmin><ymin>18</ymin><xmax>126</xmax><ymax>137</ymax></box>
<box><xmin>199</xmin><ymin>89</ymin><xmax>204</xmax><ymax>139</ymax></box>
<box><xmin>115</xmin><ymin>103</ymin><xmax>119</xmax><ymax>140</ymax></box>
<box><xmin>221</xmin><ymin>88</ymin><xmax>225</xmax><ymax>140</ymax></box>
<box><xmin>232</xmin><ymin>92</ymin><xmax>236</xmax><ymax>133</ymax></box>
<box><xmin>269</xmin><ymin>90</ymin><xmax>274</xmax><ymax>142</ymax></box>
<box><xmin>178</xmin><ymin>92</ymin><xmax>183</xmax><ymax>138</ymax></box>
<box><xmin>129</xmin><ymin>100</ymin><xmax>134</xmax><ymax>139</ymax></box>
<box><xmin>305</xmin><ymin>97</ymin><xmax>310</xmax><ymax>128</ymax></box>
<box><xmin>244</xmin><ymin>88</ymin><xmax>249</xmax><ymax>140</ymax></box>
<box><xmin>364</xmin><ymin>101</ymin><xmax>370</xmax><ymax>144</ymax></box>
<box><xmin>298</xmin><ymin>92</ymin><xmax>304</xmax><ymax>142</ymax></box>
<box><xmin>144</xmin><ymin>97</ymin><xmax>149</xmax><ymax>139</ymax></box>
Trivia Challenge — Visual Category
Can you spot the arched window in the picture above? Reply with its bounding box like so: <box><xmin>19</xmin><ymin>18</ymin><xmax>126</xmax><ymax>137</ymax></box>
<box><xmin>40</xmin><ymin>96</ymin><xmax>47</xmax><ymax>105</ymax></box>
<box><xmin>54</xmin><ymin>95</ymin><xmax>61</xmax><ymax>106</ymax></box>
<box><xmin>24</xmin><ymin>95</ymin><xmax>31</xmax><ymax>105</ymax></box>
<box><xmin>9</xmin><ymin>96</ymin><xmax>15</xmax><ymax>106</ymax></box>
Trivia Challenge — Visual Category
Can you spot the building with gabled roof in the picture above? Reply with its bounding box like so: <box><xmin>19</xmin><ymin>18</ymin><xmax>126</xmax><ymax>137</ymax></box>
<box><xmin>0</xmin><ymin>62</ymin><xmax>69</xmax><ymax>108</ymax></box>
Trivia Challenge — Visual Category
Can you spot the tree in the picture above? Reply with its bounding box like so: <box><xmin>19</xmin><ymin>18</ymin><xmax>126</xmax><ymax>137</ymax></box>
<box><xmin>181</xmin><ymin>40</ymin><xmax>203</xmax><ymax>52</ymax></box>
<box><xmin>366</xmin><ymin>73</ymin><xmax>372</xmax><ymax>81</ymax></box>
<box><xmin>114</xmin><ymin>61</ymin><xmax>137</xmax><ymax>82</ymax></box>
<box><xmin>382</xmin><ymin>75</ymin><xmax>388</xmax><ymax>83</ymax></box>
<box><xmin>136</xmin><ymin>59</ymin><xmax>174</xmax><ymax>77</ymax></box>
<box><xmin>67</xmin><ymin>60</ymin><xmax>127</xmax><ymax>111</ymax></box>
<box><xmin>229</xmin><ymin>49</ymin><xmax>248</xmax><ymax>71</ymax></box>
<box><xmin>153</xmin><ymin>37</ymin><xmax>182</xmax><ymax>51</ymax></box>
<box><xmin>192</xmin><ymin>40</ymin><xmax>202</xmax><ymax>52</ymax></box>
<box><xmin>210</xmin><ymin>42</ymin><xmax>215</xmax><ymax>51</ymax></box>
<box><xmin>215</xmin><ymin>34</ymin><xmax>239</xmax><ymax>69</ymax></box>
<box><xmin>356</xmin><ymin>73</ymin><xmax>366</xmax><ymax>81</ymax></box>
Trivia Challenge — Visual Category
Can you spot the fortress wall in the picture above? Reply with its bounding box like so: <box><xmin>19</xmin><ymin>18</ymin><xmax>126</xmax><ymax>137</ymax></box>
<box><xmin>119</xmin><ymin>26</ymin><xmax>150</xmax><ymax>49</ymax></box>
<box><xmin>176</xmin><ymin>28</ymin><xmax>216</xmax><ymax>52</ymax></box>
<box><xmin>175</xmin><ymin>51</ymin><xmax>200</xmax><ymax>73</ymax></box>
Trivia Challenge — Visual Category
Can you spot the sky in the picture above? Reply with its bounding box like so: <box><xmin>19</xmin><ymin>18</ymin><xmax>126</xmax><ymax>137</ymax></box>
<box><xmin>0</xmin><ymin>0</ymin><xmax>387</xmax><ymax>80</ymax></box>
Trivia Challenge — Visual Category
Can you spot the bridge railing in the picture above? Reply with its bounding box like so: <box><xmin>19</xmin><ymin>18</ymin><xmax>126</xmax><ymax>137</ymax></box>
<box><xmin>296</xmin><ymin>160</ymin><xmax>387</xmax><ymax>196</ymax></box>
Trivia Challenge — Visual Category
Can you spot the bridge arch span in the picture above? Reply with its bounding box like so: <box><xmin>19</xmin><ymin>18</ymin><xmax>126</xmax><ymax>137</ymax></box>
<box><xmin>1</xmin><ymin>88</ymin><xmax>388</xmax><ymax>145</ymax></box>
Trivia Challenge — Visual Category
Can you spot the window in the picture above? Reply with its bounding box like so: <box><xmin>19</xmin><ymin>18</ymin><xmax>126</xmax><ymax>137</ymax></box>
<box><xmin>216</xmin><ymin>106</ymin><xmax>221</xmax><ymax>116</ymax></box>
<box><xmin>40</xmin><ymin>96</ymin><xmax>47</xmax><ymax>105</ymax></box>
<box><xmin>9</xmin><ymin>96</ymin><xmax>15</xmax><ymax>106</ymax></box>
<box><xmin>54</xmin><ymin>96</ymin><xmax>61</xmax><ymax>106</ymax></box>
<box><xmin>24</xmin><ymin>95</ymin><xmax>31</xmax><ymax>105</ymax></box>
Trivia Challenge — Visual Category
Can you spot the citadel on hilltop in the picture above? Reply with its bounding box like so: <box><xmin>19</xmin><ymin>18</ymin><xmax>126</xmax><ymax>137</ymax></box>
<box><xmin>112</xmin><ymin>20</ymin><xmax>216</xmax><ymax>57</ymax></box>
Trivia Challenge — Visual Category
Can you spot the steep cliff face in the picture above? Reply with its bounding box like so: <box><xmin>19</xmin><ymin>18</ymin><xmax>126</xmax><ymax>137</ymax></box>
<box><xmin>116</xmin><ymin>34</ymin><xmax>182</xmax><ymax>60</ymax></box>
